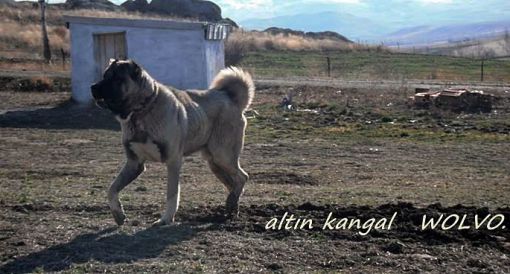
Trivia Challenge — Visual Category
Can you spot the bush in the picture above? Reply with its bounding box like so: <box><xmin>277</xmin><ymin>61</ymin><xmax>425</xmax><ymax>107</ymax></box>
<box><xmin>224</xmin><ymin>36</ymin><xmax>248</xmax><ymax>66</ymax></box>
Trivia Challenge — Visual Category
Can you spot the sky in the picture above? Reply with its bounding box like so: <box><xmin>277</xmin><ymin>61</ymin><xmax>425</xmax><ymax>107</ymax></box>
<box><xmin>213</xmin><ymin>0</ymin><xmax>510</xmax><ymax>22</ymax></box>
<box><xmin>28</xmin><ymin>0</ymin><xmax>510</xmax><ymax>25</ymax></box>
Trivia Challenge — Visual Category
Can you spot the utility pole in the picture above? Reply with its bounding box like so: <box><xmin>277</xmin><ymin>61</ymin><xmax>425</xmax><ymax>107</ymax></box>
<box><xmin>39</xmin><ymin>0</ymin><xmax>51</xmax><ymax>63</ymax></box>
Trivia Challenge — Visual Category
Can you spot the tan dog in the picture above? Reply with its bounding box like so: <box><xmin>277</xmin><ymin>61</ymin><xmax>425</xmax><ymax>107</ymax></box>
<box><xmin>91</xmin><ymin>59</ymin><xmax>254</xmax><ymax>226</ymax></box>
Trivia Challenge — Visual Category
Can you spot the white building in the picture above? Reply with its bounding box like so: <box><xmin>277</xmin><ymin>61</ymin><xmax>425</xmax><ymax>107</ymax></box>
<box><xmin>64</xmin><ymin>16</ymin><xmax>229</xmax><ymax>103</ymax></box>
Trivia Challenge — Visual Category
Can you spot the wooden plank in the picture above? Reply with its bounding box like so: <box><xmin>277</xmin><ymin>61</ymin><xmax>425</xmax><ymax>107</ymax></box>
<box><xmin>101</xmin><ymin>34</ymin><xmax>107</xmax><ymax>73</ymax></box>
<box><xmin>105</xmin><ymin>35</ymin><xmax>115</xmax><ymax>65</ymax></box>
<box><xmin>114</xmin><ymin>33</ymin><xmax>127</xmax><ymax>60</ymax></box>
<box><xmin>93</xmin><ymin>32</ymin><xmax>127</xmax><ymax>79</ymax></box>
<box><xmin>93</xmin><ymin>35</ymin><xmax>100</xmax><ymax>79</ymax></box>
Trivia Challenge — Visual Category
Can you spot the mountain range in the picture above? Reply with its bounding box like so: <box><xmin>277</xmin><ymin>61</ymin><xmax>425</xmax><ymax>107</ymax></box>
<box><xmin>241</xmin><ymin>11</ymin><xmax>510</xmax><ymax>46</ymax></box>
<box><xmin>242</xmin><ymin>11</ymin><xmax>385</xmax><ymax>42</ymax></box>
<box><xmin>11</xmin><ymin>0</ymin><xmax>510</xmax><ymax>46</ymax></box>
<box><xmin>384</xmin><ymin>20</ymin><xmax>510</xmax><ymax>46</ymax></box>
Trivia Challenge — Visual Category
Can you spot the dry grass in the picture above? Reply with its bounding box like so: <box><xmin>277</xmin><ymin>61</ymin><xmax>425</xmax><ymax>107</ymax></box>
<box><xmin>227</xmin><ymin>29</ymin><xmax>358</xmax><ymax>52</ymax></box>
<box><xmin>0</xmin><ymin>21</ymin><xmax>69</xmax><ymax>52</ymax></box>
<box><xmin>0</xmin><ymin>3</ymin><xmax>198</xmax><ymax>25</ymax></box>
<box><xmin>0</xmin><ymin>4</ymin><xmax>379</xmax><ymax>56</ymax></box>
<box><xmin>0</xmin><ymin>3</ymin><xmax>198</xmax><ymax>54</ymax></box>
<box><xmin>0</xmin><ymin>60</ymin><xmax>68</xmax><ymax>72</ymax></box>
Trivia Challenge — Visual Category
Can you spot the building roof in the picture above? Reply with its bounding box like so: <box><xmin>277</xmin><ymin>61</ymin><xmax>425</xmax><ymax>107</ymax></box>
<box><xmin>64</xmin><ymin>16</ymin><xmax>230</xmax><ymax>40</ymax></box>
<box><xmin>64</xmin><ymin>16</ymin><xmax>205</xmax><ymax>30</ymax></box>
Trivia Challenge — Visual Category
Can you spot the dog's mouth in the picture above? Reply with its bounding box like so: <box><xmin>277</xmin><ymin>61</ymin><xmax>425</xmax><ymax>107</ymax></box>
<box><xmin>94</xmin><ymin>98</ymin><xmax>108</xmax><ymax>109</ymax></box>
<box><xmin>93</xmin><ymin>97</ymin><xmax>127</xmax><ymax>116</ymax></box>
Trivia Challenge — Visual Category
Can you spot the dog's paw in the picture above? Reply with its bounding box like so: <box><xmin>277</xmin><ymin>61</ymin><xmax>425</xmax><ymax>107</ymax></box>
<box><xmin>111</xmin><ymin>210</ymin><xmax>126</xmax><ymax>226</ymax></box>
<box><xmin>226</xmin><ymin>210</ymin><xmax>240</xmax><ymax>220</ymax></box>
<box><xmin>225</xmin><ymin>203</ymin><xmax>240</xmax><ymax>220</ymax></box>
<box><xmin>151</xmin><ymin>218</ymin><xmax>179</xmax><ymax>227</ymax></box>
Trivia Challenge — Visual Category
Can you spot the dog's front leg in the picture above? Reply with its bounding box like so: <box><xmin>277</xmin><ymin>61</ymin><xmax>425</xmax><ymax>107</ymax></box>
<box><xmin>108</xmin><ymin>159</ymin><xmax>145</xmax><ymax>226</ymax></box>
<box><xmin>153</xmin><ymin>158</ymin><xmax>182</xmax><ymax>226</ymax></box>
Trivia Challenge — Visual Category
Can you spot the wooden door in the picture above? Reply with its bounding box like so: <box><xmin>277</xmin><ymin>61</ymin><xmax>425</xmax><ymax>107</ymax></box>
<box><xmin>93</xmin><ymin>32</ymin><xmax>127</xmax><ymax>80</ymax></box>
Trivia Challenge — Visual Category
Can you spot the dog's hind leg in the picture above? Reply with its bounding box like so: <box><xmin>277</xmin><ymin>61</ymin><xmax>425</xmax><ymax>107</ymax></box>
<box><xmin>204</xmin><ymin>152</ymin><xmax>234</xmax><ymax>192</ymax></box>
<box><xmin>204</xmin><ymin>145</ymin><xmax>249</xmax><ymax>217</ymax></box>
<box><xmin>108</xmin><ymin>158</ymin><xmax>145</xmax><ymax>226</ymax></box>
<box><xmin>223</xmin><ymin>163</ymin><xmax>248</xmax><ymax>217</ymax></box>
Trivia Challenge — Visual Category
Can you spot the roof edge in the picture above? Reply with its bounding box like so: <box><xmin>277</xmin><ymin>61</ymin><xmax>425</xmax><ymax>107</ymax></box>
<box><xmin>63</xmin><ymin>16</ymin><xmax>206</xmax><ymax>30</ymax></box>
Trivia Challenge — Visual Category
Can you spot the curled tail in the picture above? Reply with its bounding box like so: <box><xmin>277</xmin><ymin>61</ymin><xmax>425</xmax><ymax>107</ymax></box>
<box><xmin>209</xmin><ymin>67</ymin><xmax>255</xmax><ymax>110</ymax></box>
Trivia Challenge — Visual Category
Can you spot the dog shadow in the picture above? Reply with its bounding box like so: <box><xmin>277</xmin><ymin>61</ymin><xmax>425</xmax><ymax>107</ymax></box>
<box><xmin>0</xmin><ymin>100</ymin><xmax>119</xmax><ymax>130</ymax></box>
<box><xmin>0</xmin><ymin>224</ymin><xmax>201</xmax><ymax>273</ymax></box>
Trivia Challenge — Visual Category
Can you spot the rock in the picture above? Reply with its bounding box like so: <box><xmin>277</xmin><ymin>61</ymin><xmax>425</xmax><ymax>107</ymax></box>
<box><xmin>266</xmin><ymin>263</ymin><xmax>283</xmax><ymax>270</ymax></box>
<box><xmin>383</xmin><ymin>241</ymin><xmax>405</xmax><ymax>254</ymax></box>
<box><xmin>121</xmin><ymin>0</ymin><xmax>149</xmax><ymax>12</ymax></box>
<box><xmin>65</xmin><ymin>0</ymin><xmax>123</xmax><ymax>11</ymax></box>
<box><xmin>12</xmin><ymin>240</ymin><xmax>26</xmax><ymax>246</ymax></box>
<box><xmin>467</xmin><ymin>259</ymin><xmax>489</xmax><ymax>268</ymax></box>
<box><xmin>135</xmin><ymin>186</ymin><xmax>148</xmax><ymax>192</ymax></box>
<box><xmin>193</xmin><ymin>0</ymin><xmax>221</xmax><ymax>21</ymax></box>
<box><xmin>131</xmin><ymin>219</ymin><xmax>141</xmax><ymax>226</ymax></box>
<box><xmin>147</xmin><ymin>0</ymin><xmax>222</xmax><ymax>21</ymax></box>
<box><xmin>411</xmin><ymin>254</ymin><xmax>437</xmax><ymax>260</ymax></box>
<box><xmin>61</xmin><ymin>0</ymin><xmax>226</xmax><ymax>22</ymax></box>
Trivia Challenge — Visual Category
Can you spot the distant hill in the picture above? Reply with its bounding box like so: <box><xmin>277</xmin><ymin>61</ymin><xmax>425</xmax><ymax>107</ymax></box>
<box><xmin>385</xmin><ymin>20</ymin><xmax>510</xmax><ymax>46</ymax></box>
<box><xmin>406</xmin><ymin>34</ymin><xmax>510</xmax><ymax>58</ymax></box>
<box><xmin>241</xmin><ymin>11</ymin><xmax>384</xmax><ymax>42</ymax></box>
<box><xmin>240</xmin><ymin>10</ymin><xmax>510</xmax><ymax>46</ymax></box>
<box><xmin>264</xmin><ymin>27</ymin><xmax>352</xmax><ymax>43</ymax></box>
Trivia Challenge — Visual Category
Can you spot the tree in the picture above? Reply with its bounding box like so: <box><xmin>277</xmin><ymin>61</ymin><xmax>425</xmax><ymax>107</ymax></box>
<box><xmin>39</xmin><ymin>0</ymin><xmax>51</xmax><ymax>63</ymax></box>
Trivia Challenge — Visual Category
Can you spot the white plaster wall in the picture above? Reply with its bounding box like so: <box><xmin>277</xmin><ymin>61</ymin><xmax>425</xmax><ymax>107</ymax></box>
<box><xmin>70</xmin><ymin>23</ymin><xmax>223</xmax><ymax>103</ymax></box>
<box><xmin>70</xmin><ymin>23</ymin><xmax>96</xmax><ymax>103</ymax></box>
<box><xmin>204</xmin><ymin>40</ymin><xmax>225</xmax><ymax>85</ymax></box>
<box><xmin>127</xmin><ymin>28</ymin><xmax>208</xmax><ymax>89</ymax></box>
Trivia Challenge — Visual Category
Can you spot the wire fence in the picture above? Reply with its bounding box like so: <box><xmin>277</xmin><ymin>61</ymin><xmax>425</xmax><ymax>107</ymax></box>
<box><xmin>241</xmin><ymin>51</ymin><xmax>510</xmax><ymax>83</ymax></box>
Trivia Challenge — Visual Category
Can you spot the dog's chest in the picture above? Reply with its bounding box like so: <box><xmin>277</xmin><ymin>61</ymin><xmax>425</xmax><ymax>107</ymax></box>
<box><xmin>129</xmin><ymin>141</ymin><xmax>162</xmax><ymax>162</ymax></box>
<box><xmin>125</xmin><ymin>119</ymin><xmax>164</xmax><ymax>162</ymax></box>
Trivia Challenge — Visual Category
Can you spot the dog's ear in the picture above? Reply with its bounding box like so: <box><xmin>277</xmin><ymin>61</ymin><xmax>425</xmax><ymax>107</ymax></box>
<box><xmin>129</xmin><ymin>60</ymin><xmax>142</xmax><ymax>80</ymax></box>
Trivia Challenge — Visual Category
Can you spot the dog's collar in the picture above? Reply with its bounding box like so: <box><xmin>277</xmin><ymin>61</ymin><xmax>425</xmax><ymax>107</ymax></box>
<box><xmin>132</xmin><ymin>88</ymin><xmax>159</xmax><ymax>116</ymax></box>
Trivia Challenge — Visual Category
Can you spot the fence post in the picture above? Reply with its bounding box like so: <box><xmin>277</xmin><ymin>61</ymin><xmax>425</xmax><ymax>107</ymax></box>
<box><xmin>480</xmin><ymin>59</ymin><xmax>484</xmax><ymax>82</ymax></box>
<box><xmin>326</xmin><ymin>56</ymin><xmax>331</xmax><ymax>77</ymax></box>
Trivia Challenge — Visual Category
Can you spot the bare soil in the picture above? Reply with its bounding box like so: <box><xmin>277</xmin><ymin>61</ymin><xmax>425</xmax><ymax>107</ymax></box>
<box><xmin>0</xmin><ymin>84</ymin><xmax>509</xmax><ymax>273</ymax></box>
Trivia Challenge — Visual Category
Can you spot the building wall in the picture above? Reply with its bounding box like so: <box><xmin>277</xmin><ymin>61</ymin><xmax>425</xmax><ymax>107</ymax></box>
<box><xmin>70</xmin><ymin>22</ymin><xmax>223</xmax><ymax>103</ymax></box>
<box><xmin>204</xmin><ymin>40</ymin><xmax>225</xmax><ymax>85</ymax></box>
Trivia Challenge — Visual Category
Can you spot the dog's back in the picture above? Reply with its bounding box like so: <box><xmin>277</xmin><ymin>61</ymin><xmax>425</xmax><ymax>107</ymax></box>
<box><xmin>157</xmin><ymin>67</ymin><xmax>254</xmax><ymax>156</ymax></box>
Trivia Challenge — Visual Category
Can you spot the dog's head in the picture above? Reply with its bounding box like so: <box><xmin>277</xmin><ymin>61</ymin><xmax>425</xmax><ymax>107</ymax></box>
<box><xmin>91</xmin><ymin>59</ymin><xmax>145</xmax><ymax>118</ymax></box>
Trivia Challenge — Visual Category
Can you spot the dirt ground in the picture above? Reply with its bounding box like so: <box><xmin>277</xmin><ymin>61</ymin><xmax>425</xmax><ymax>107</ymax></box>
<box><xmin>0</xmin><ymin>84</ymin><xmax>509</xmax><ymax>273</ymax></box>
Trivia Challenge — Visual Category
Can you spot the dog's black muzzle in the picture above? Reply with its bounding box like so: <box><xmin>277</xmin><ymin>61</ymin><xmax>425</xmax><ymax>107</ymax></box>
<box><xmin>91</xmin><ymin>83</ymin><xmax>108</xmax><ymax>108</ymax></box>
